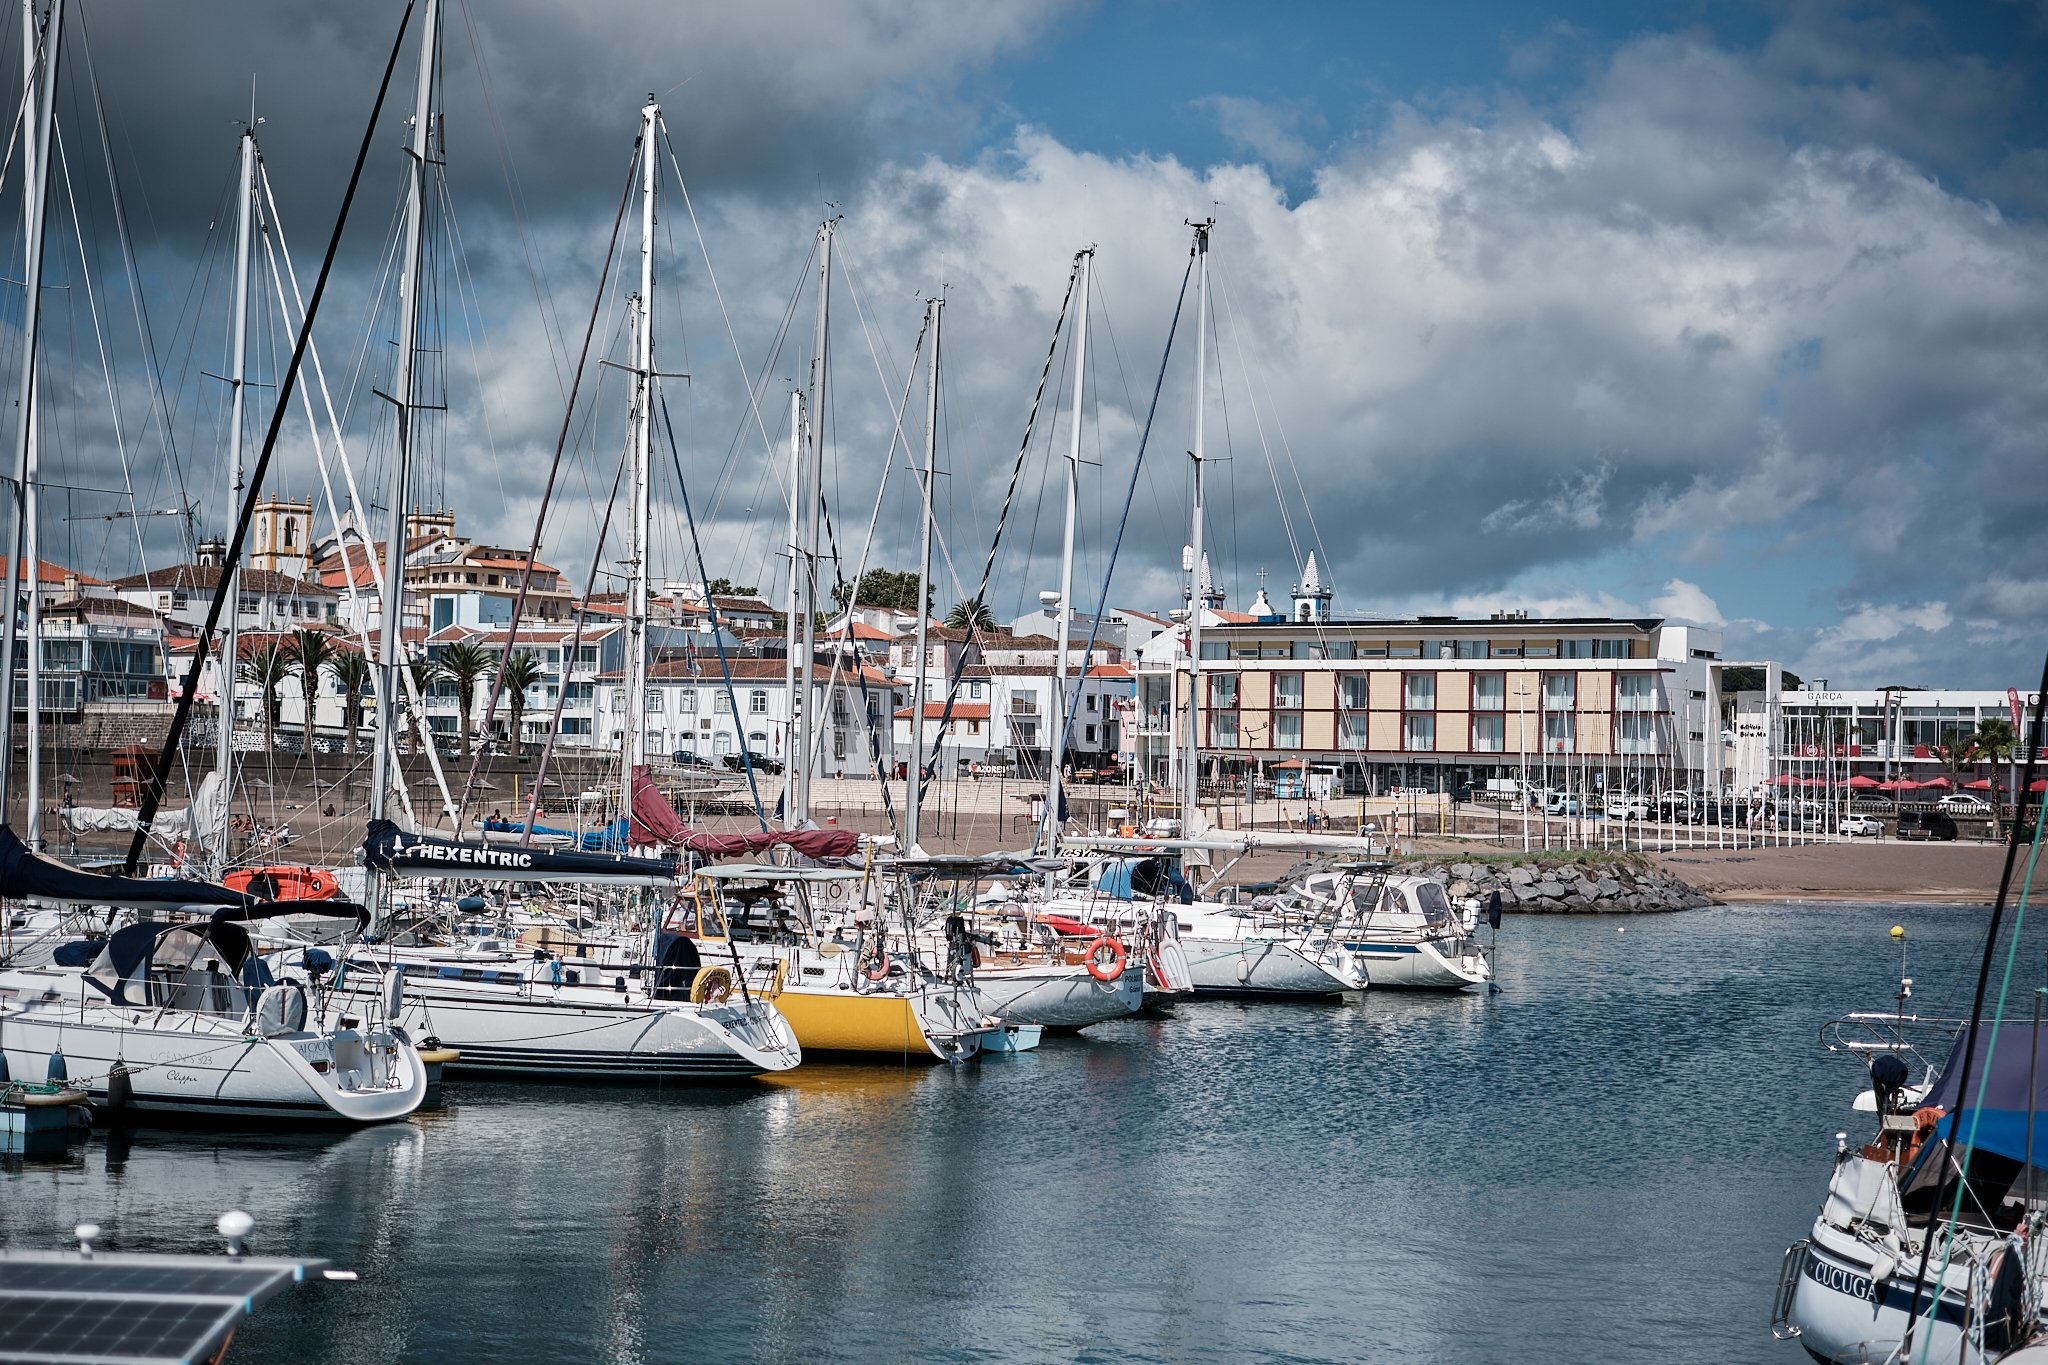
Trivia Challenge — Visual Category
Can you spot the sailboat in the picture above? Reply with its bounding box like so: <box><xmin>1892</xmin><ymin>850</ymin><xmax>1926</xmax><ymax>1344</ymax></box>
<box><xmin>0</xmin><ymin>3</ymin><xmax>425</xmax><ymax>1126</ymax></box>
<box><xmin>326</xmin><ymin>55</ymin><xmax>798</xmax><ymax>1081</ymax></box>
<box><xmin>1771</xmin><ymin>673</ymin><xmax>2048</xmax><ymax>1362</ymax></box>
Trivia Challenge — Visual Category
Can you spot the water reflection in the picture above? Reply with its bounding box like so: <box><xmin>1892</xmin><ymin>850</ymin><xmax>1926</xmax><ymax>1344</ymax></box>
<box><xmin>3</xmin><ymin>902</ymin><xmax>2036</xmax><ymax>1363</ymax></box>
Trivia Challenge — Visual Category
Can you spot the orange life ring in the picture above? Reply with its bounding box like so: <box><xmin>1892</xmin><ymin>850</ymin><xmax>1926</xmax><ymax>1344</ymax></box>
<box><xmin>1084</xmin><ymin>935</ymin><xmax>1127</xmax><ymax>983</ymax></box>
<box><xmin>170</xmin><ymin>840</ymin><xmax>187</xmax><ymax>869</ymax></box>
<box><xmin>861</xmin><ymin>936</ymin><xmax>892</xmax><ymax>982</ymax></box>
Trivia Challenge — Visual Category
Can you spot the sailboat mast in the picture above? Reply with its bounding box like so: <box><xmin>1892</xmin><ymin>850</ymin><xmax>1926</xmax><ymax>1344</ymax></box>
<box><xmin>905</xmin><ymin>295</ymin><xmax>940</xmax><ymax>850</ymax></box>
<box><xmin>1181</xmin><ymin>220</ymin><xmax>1211</xmax><ymax>829</ymax></box>
<box><xmin>369</xmin><ymin>0</ymin><xmax>439</xmax><ymax>851</ymax></box>
<box><xmin>623</xmin><ymin>96</ymin><xmax>657</xmax><ymax>788</ymax></box>
<box><xmin>1045</xmin><ymin>248</ymin><xmax>1091</xmax><ymax>849</ymax></box>
<box><xmin>211</xmin><ymin>125</ymin><xmax>257</xmax><ymax>872</ymax></box>
<box><xmin>792</xmin><ymin>218</ymin><xmax>831</xmax><ymax>825</ymax></box>
<box><xmin>782</xmin><ymin>390</ymin><xmax>801</xmax><ymax>773</ymax></box>
<box><xmin>1</xmin><ymin>0</ymin><xmax>59</xmax><ymax>829</ymax></box>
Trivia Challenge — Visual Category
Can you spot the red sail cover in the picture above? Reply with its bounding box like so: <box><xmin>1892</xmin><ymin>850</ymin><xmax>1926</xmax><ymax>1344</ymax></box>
<box><xmin>628</xmin><ymin>766</ymin><xmax>859</xmax><ymax>861</ymax></box>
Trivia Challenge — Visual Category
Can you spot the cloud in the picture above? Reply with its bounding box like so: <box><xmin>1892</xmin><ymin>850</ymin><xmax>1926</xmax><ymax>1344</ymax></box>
<box><xmin>19</xmin><ymin>2</ymin><xmax>2048</xmax><ymax>696</ymax></box>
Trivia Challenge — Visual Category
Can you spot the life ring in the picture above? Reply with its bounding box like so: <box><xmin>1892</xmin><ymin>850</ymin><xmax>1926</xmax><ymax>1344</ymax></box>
<box><xmin>170</xmin><ymin>840</ymin><xmax>187</xmax><ymax>869</ymax></box>
<box><xmin>689</xmin><ymin>965</ymin><xmax>735</xmax><ymax>1005</ymax></box>
<box><xmin>861</xmin><ymin>940</ymin><xmax>893</xmax><ymax>982</ymax></box>
<box><xmin>1084</xmin><ymin>935</ymin><xmax>1127</xmax><ymax>983</ymax></box>
<box><xmin>825</xmin><ymin>880</ymin><xmax>848</xmax><ymax>902</ymax></box>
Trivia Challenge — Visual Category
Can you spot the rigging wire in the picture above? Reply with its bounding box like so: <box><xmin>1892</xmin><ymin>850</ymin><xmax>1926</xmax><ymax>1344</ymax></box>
<box><xmin>120</xmin><ymin>0</ymin><xmax>420</xmax><ymax>873</ymax></box>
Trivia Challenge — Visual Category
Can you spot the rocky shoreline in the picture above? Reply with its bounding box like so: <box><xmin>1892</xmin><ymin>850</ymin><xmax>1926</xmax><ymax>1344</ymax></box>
<box><xmin>1402</xmin><ymin>855</ymin><xmax>1717</xmax><ymax>914</ymax></box>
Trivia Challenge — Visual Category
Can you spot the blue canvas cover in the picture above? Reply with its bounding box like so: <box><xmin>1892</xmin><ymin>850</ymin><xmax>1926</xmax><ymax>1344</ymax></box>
<box><xmin>1925</xmin><ymin>1020</ymin><xmax>2048</xmax><ymax>1168</ymax></box>
<box><xmin>363</xmin><ymin>819</ymin><xmax>677</xmax><ymax>885</ymax></box>
<box><xmin>0</xmin><ymin>824</ymin><xmax>248</xmax><ymax>910</ymax></box>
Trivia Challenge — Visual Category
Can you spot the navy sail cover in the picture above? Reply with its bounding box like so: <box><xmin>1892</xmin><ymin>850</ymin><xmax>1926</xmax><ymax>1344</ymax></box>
<box><xmin>363</xmin><ymin>819</ymin><xmax>679</xmax><ymax>885</ymax></box>
<box><xmin>0</xmin><ymin>824</ymin><xmax>248</xmax><ymax>910</ymax></box>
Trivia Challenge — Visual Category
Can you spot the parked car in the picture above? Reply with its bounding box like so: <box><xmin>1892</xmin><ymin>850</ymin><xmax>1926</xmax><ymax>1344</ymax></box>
<box><xmin>1607</xmin><ymin>797</ymin><xmax>1653</xmax><ymax>820</ymax></box>
<box><xmin>1839</xmin><ymin>814</ymin><xmax>1883</xmax><ymax>837</ymax></box>
<box><xmin>722</xmin><ymin>753</ymin><xmax>785</xmax><ymax>775</ymax></box>
<box><xmin>669</xmin><ymin>749</ymin><xmax>712</xmax><ymax>768</ymax></box>
<box><xmin>1544</xmin><ymin>794</ymin><xmax>1585</xmax><ymax>817</ymax></box>
<box><xmin>1897</xmin><ymin>811</ymin><xmax>1959</xmax><ymax>842</ymax></box>
<box><xmin>1937</xmin><ymin>793</ymin><xmax>1994</xmax><ymax>815</ymax></box>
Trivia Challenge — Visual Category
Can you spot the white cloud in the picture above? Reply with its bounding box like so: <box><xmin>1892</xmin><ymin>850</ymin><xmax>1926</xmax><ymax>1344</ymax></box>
<box><xmin>1648</xmin><ymin>579</ymin><xmax>1724</xmax><ymax>626</ymax></box>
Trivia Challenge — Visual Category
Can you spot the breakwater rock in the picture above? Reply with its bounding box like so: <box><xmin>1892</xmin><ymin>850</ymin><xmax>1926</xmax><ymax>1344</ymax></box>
<box><xmin>1401</xmin><ymin>856</ymin><xmax>1716</xmax><ymax>914</ymax></box>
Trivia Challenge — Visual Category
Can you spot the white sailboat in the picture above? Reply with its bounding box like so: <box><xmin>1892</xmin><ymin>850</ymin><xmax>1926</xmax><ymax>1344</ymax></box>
<box><xmin>334</xmin><ymin>71</ymin><xmax>798</xmax><ymax>1082</ymax></box>
<box><xmin>0</xmin><ymin>9</ymin><xmax>424</xmax><ymax>1127</ymax></box>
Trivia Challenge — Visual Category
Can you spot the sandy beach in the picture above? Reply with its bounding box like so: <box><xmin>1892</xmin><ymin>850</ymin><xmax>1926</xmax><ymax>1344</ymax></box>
<box><xmin>1642</xmin><ymin>841</ymin><xmax>2048</xmax><ymax>905</ymax></box>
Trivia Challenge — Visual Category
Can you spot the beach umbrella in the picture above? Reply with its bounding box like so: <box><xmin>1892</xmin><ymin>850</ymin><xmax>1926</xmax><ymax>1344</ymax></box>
<box><xmin>2032</xmin><ymin>779</ymin><xmax>2047</xmax><ymax>793</ymax></box>
<box><xmin>1920</xmin><ymin>776</ymin><xmax>1952</xmax><ymax>790</ymax></box>
<box><xmin>1965</xmin><ymin>779</ymin><xmax>1997</xmax><ymax>790</ymax></box>
<box><xmin>1848</xmin><ymin>775</ymin><xmax>1880</xmax><ymax>789</ymax></box>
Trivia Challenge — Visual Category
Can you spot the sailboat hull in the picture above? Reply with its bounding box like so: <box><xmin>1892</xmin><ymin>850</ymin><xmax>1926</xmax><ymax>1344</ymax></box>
<box><xmin>1180</xmin><ymin>935</ymin><xmax>1360</xmax><ymax>997</ymax></box>
<box><xmin>769</xmin><ymin>986</ymin><xmax>983</xmax><ymax>1062</ymax></box>
<box><xmin>0</xmin><ymin>973</ymin><xmax>425</xmax><ymax>1126</ymax></box>
<box><xmin>969</xmin><ymin>963</ymin><xmax>1143</xmax><ymax>1031</ymax></box>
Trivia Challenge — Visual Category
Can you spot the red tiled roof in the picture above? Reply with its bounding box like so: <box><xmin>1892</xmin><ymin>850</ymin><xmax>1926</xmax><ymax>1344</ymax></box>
<box><xmin>895</xmin><ymin>702</ymin><xmax>990</xmax><ymax>720</ymax></box>
<box><xmin>0</xmin><ymin>557</ymin><xmax>108</xmax><ymax>587</ymax></box>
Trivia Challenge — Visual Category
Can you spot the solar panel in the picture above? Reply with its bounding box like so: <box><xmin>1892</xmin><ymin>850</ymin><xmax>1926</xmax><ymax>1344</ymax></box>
<box><xmin>0</xmin><ymin>1251</ymin><xmax>332</xmax><ymax>1365</ymax></box>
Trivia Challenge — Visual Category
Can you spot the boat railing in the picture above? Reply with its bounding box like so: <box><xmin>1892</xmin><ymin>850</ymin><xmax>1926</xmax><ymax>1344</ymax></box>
<box><xmin>1820</xmin><ymin>1009</ymin><xmax>1962</xmax><ymax>1076</ymax></box>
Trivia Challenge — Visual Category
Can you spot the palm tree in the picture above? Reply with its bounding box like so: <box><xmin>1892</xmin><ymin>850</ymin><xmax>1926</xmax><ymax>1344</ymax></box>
<box><xmin>285</xmin><ymin>628</ymin><xmax>337</xmax><ymax>777</ymax></box>
<box><xmin>403</xmin><ymin>654</ymin><xmax>445</xmax><ymax>757</ymax></box>
<box><xmin>236</xmin><ymin>641</ymin><xmax>293</xmax><ymax>752</ymax></box>
<box><xmin>437</xmin><ymin>641</ymin><xmax>497</xmax><ymax>759</ymax></box>
<box><xmin>329</xmin><ymin>649</ymin><xmax>372</xmax><ymax>756</ymax></box>
<box><xmin>497</xmin><ymin>651</ymin><xmax>545</xmax><ymax>755</ymax></box>
<box><xmin>945</xmin><ymin>596</ymin><xmax>995</xmax><ymax>631</ymax></box>
<box><xmin>1970</xmin><ymin>716</ymin><xmax>2017</xmax><ymax>802</ymax></box>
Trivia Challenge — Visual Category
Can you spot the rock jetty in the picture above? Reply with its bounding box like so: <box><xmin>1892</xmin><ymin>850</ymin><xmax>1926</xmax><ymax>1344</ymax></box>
<box><xmin>1401</xmin><ymin>855</ymin><xmax>1715</xmax><ymax>914</ymax></box>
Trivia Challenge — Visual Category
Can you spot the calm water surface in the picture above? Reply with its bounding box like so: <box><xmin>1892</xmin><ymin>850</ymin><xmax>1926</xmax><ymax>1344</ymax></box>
<box><xmin>5</xmin><ymin>900</ymin><xmax>2040</xmax><ymax>1363</ymax></box>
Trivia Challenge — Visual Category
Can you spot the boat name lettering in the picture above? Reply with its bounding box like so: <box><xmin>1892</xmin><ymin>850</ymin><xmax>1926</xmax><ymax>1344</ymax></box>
<box><xmin>165</xmin><ymin>1068</ymin><xmax>200</xmax><ymax>1085</ymax></box>
<box><xmin>395</xmin><ymin>837</ymin><xmax>534</xmax><ymax>870</ymax></box>
<box><xmin>1804</xmin><ymin>1255</ymin><xmax>1872</xmax><ymax>1302</ymax></box>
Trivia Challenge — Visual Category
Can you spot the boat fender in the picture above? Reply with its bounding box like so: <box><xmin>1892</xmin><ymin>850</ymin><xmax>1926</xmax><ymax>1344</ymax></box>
<box><xmin>384</xmin><ymin>969</ymin><xmax>406</xmax><ymax>1023</ymax></box>
<box><xmin>46</xmin><ymin>1049</ymin><xmax>66</xmax><ymax>1084</ymax></box>
<box><xmin>1084</xmin><ymin>935</ymin><xmax>1127</xmax><ymax>983</ymax></box>
<box><xmin>689</xmin><ymin>966</ymin><xmax>735</xmax><ymax>1005</ymax></box>
<box><xmin>0</xmin><ymin>1051</ymin><xmax>9</xmax><ymax>1086</ymax></box>
<box><xmin>108</xmin><ymin>1063</ymin><xmax>134</xmax><ymax>1112</ymax></box>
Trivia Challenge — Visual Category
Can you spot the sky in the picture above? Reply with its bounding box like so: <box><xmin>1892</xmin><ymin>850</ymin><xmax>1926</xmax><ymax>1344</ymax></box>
<box><xmin>10</xmin><ymin>0</ymin><xmax>2047</xmax><ymax>691</ymax></box>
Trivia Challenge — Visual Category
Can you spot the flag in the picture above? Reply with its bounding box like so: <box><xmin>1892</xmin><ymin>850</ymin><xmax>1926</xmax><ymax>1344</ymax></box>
<box><xmin>1486</xmin><ymin>890</ymin><xmax>1503</xmax><ymax>930</ymax></box>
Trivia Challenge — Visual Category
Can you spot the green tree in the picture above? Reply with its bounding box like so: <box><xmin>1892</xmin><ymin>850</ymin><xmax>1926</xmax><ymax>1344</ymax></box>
<box><xmin>1934</xmin><ymin>735</ymin><xmax>1978</xmax><ymax>792</ymax></box>
<box><xmin>285</xmin><ymin>628</ymin><xmax>337</xmax><ymax>778</ymax></box>
<box><xmin>437</xmin><ymin>641</ymin><xmax>498</xmax><ymax>759</ymax></box>
<box><xmin>945</xmin><ymin>596</ymin><xmax>996</xmax><ymax>631</ymax></box>
<box><xmin>703</xmin><ymin>578</ymin><xmax>757</xmax><ymax>597</ymax></box>
<box><xmin>236</xmin><ymin>641</ymin><xmax>293</xmax><ymax>752</ymax></box>
<box><xmin>404</xmin><ymin>654</ymin><xmax>445</xmax><ymax>757</ymax></box>
<box><xmin>496</xmin><ymin>651</ymin><xmax>545</xmax><ymax>755</ymax></box>
<box><xmin>329</xmin><ymin>649</ymin><xmax>372</xmax><ymax>756</ymax></box>
<box><xmin>831</xmin><ymin>568</ymin><xmax>930</xmax><ymax>614</ymax></box>
<box><xmin>1970</xmin><ymin>717</ymin><xmax>2017</xmax><ymax>796</ymax></box>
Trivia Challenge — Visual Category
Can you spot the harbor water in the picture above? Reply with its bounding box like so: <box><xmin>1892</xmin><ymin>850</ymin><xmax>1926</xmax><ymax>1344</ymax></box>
<box><xmin>4</xmin><ymin>900</ymin><xmax>2038</xmax><ymax>1363</ymax></box>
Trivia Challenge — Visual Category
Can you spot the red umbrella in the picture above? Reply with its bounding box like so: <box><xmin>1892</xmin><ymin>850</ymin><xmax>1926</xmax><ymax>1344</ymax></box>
<box><xmin>1848</xmin><ymin>775</ymin><xmax>1881</xmax><ymax>789</ymax></box>
<box><xmin>1771</xmin><ymin>772</ymin><xmax>1795</xmax><ymax>786</ymax></box>
<box><xmin>2033</xmin><ymin>779</ymin><xmax>2047</xmax><ymax>793</ymax></box>
<box><xmin>1804</xmin><ymin>777</ymin><xmax>1827</xmax><ymax>787</ymax></box>
<box><xmin>1919</xmin><ymin>776</ymin><xmax>1952</xmax><ymax>790</ymax></box>
<box><xmin>1965</xmin><ymin>778</ymin><xmax>1997</xmax><ymax>790</ymax></box>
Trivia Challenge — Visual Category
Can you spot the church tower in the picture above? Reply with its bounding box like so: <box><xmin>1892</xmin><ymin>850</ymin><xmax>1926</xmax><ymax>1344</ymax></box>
<box><xmin>1291</xmin><ymin>551</ymin><xmax>1333</xmax><ymax>623</ymax></box>
<box><xmin>250</xmin><ymin>496</ymin><xmax>313</xmax><ymax>579</ymax></box>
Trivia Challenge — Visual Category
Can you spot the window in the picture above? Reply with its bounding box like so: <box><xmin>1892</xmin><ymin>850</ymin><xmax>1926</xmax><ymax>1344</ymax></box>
<box><xmin>676</xmin><ymin>690</ymin><xmax>697</xmax><ymax>713</ymax></box>
<box><xmin>1339</xmin><ymin>712</ymin><xmax>1368</xmax><ymax>750</ymax></box>
<box><xmin>1273</xmin><ymin>672</ymin><xmax>1304</xmax><ymax>708</ymax></box>
<box><xmin>1595</xmin><ymin>639</ymin><xmax>1630</xmax><ymax>659</ymax></box>
<box><xmin>1618</xmin><ymin>674</ymin><xmax>1656</xmax><ymax>710</ymax></box>
<box><xmin>1200</xmin><ymin>640</ymin><xmax>1228</xmax><ymax>660</ymax></box>
<box><xmin>1618</xmin><ymin>714</ymin><xmax>1656</xmax><ymax>753</ymax></box>
<box><xmin>1489</xmin><ymin>642</ymin><xmax>1521</xmax><ymax>658</ymax></box>
<box><xmin>1455</xmin><ymin>640</ymin><xmax>1488</xmax><ymax>659</ymax></box>
<box><xmin>1083</xmin><ymin>724</ymin><xmax>1096</xmax><ymax>744</ymax></box>
<box><xmin>714</xmin><ymin>692</ymin><xmax>733</xmax><ymax>714</ymax></box>
<box><xmin>1403</xmin><ymin>673</ymin><xmax>1435</xmax><ymax>710</ymax></box>
<box><xmin>1473</xmin><ymin>673</ymin><xmax>1505</xmax><ymax>710</ymax></box>
<box><xmin>714</xmin><ymin>733</ymin><xmax>733</xmax><ymax>756</ymax></box>
<box><xmin>749</xmin><ymin>689</ymin><xmax>768</xmax><ymax>714</ymax></box>
<box><xmin>1543</xmin><ymin>673</ymin><xmax>1576</xmax><ymax>709</ymax></box>
<box><xmin>1207</xmin><ymin>673</ymin><xmax>1238</xmax><ymax>707</ymax></box>
<box><xmin>1403</xmin><ymin>713</ymin><xmax>1435</xmax><ymax>751</ymax></box>
<box><xmin>1561</xmin><ymin>639</ymin><xmax>1592</xmax><ymax>659</ymax></box>
<box><xmin>1085</xmin><ymin>693</ymin><xmax>1098</xmax><ymax>712</ymax></box>
<box><xmin>1340</xmin><ymin>675</ymin><xmax>1370</xmax><ymax>709</ymax></box>
<box><xmin>1545</xmin><ymin>712</ymin><xmax>1574</xmax><ymax>753</ymax></box>
<box><xmin>645</xmin><ymin>689</ymin><xmax>664</xmax><ymax>713</ymax></box>
<box><xmin>1208</xmin><ymin>708</ymin><xmax>1240</xmax><ymax>748</ymax></box>
<box><xmin>1472</xmin><ymin>713</ymin><xmax>1505</xmax><ymax>752</ymax></box>
<box><xmin>1274</xmin><ymin>712</ymin><xmax>1302</xmax><ymax>748</ymax></box>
